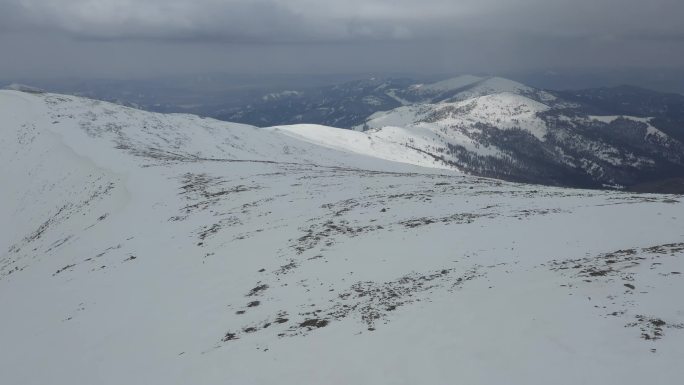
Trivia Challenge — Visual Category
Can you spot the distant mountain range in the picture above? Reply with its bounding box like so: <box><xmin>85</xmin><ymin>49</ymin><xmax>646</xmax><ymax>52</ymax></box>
<box><xmin>4</xmin><ymin>75</ymin><xmax>684</xmax><ymax>191</ymax></box>
<box><xmin>219</xmin><ymin>75</ymin><xmax>684</xmax><ymax>191</ymax></box>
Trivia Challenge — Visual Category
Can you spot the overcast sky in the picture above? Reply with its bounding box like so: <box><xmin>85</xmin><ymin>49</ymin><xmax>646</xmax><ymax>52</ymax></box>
<box><xmin>1</xmin><ymin>0</ymin><xmax>684</xmax><ymax>79</ymax></box>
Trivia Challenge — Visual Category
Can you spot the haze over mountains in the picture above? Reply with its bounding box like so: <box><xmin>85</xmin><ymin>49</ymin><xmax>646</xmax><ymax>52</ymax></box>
<box><xmin>1</xmin><ymin>87</ymin><xmax>684</xmax><ymax>385</ymax></box>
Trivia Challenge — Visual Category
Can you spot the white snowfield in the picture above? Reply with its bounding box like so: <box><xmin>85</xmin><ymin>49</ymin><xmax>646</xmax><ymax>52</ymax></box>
<box><xmin>1</xmin><ymin>90</ymin><xmax>684</xmax><ymax>385</ymax></box>
<box><xmin>272</xmin><ymin>123</ymin><xmax>459</xmax><ymax>170</ymax></box>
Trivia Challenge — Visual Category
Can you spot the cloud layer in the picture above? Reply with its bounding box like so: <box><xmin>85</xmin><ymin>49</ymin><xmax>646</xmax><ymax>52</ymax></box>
<box><xmin>2</xmin><ymin>0</ymin><xmax>684</xmax><ymax>77</ymax></box>
<box><xmin>3</xmin><ymin>0</ymin><xmax>682</xmax><ymax>42</ymax></box>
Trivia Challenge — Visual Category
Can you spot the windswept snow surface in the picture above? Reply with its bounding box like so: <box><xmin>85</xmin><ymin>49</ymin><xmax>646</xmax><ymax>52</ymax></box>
<box><xmin>1</xmin><ymin>90</ymin><xmax>684</xmax><ymax>385</ymax></box>
<box><xmin>273</xmin><ymin>123</ymin><xmax>458</xmax><ymax>170</ymax></box>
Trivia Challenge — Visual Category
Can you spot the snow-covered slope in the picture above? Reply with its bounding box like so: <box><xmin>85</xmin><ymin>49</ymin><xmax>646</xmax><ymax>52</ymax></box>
<box><xmin>365</xmin><ymin>92</ymin><xmax>550</xmax><ymax>140</ymax></box>
<box><xmin>2</xmin><ymin>90</ymin><xmax>684</xmax><ymax>385</ymax></box>
<box><xmin>589</xmin><ymin>115</ymin><xmax>670</xmax><ymax>140</ymax></box>
<box><xmin>409</xmin><ymin>74</ymin><xmax>484</xmax><ymax>93</ymax></box>
<box><xmin>271</xmin><ymin>123</ymin><xmax>457</xmax><ymax>170</ymax></box>
<box><xmin>395</xmin><ymin>76</ymin><xmax>557</xmax><ymax>105</ymax></box>
<box><xmin>355</xmin><ymin>87</ymin><xmax>684</xmax><ymax>188</ymax></box>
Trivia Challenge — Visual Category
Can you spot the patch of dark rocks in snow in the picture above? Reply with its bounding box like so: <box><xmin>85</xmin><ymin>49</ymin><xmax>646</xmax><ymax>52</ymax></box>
<box><xmin>176</xmin><ymin>172</ymin><xmax>261</xmax><ymax>215</ymax></box>
<box><xmin>246</xmin><ymin>284</ymin><xmax>269</xmax><ymax>297</ymax></box>
<box><xmin>627</xmin><ymin>315</ymin><xmax>684</xmax><ymax>341</ymax></box>
<box><xmin>546</xmin><ymin>242</ymin><xmax>684</xmax><ymax>342</ymax></box>
<box><xmin>399</xmin><ymin>212</ymin><xmax>490</xmax><ymax>228</ymax></box>
<box><xmin>292</xmin><ymin>219</ymin><xmax>384</xmax><ymax>254</ymax></box>
<box><xmin>220</xmin><ymin>265</ymin><xmax>488</xmax><ymax>343</ymax></box>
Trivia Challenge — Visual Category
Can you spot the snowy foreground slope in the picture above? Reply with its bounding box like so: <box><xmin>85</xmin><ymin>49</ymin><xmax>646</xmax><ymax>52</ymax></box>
<box><xmin>1</xmin><ymin>90</ymin><xmax>684</xmax><ymax>384</ymax></box>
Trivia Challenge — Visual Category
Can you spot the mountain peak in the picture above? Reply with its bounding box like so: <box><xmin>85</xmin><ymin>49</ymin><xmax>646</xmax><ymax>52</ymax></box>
<box><xmin>413</xmin><ymin>75</ymin><xmax>485</xmax><ymax>92</ymax></box>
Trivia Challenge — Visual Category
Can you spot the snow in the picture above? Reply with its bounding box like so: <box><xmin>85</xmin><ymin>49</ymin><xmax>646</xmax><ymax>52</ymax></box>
<box><xmin>271</xmin><ymin>124</ymin><xmax>457</xmax><ymax>170</ymax></box>
<box><xmin>361</xmin><ymin>95</ymin><xmax>384</xmax><ymax>106</ymax></box>
<box><xmin>3</xmin><ymin>83</ymin><xmax>45</xmax><ymax>93</ymax></box>
<box><xmin>590</xmin><ymin>115</ymin><xmax>622</xmax><ymax>124</ymax></box>
<box><xmin>385</xmin><ymin>89</ymin><xmax>412</xmax><ymax>105</ymax></box>
<box><xmin>262</xmin><ymin>90</ymin><xmax>301</xmax><ymax>101</ymax></box>
<box><xmin>415</xmin><ymin>75</ymin><xmax>484</xmax><ymax>92</ymax></box>
<box><xmin>1</xmin><ymin>89</ymin><xmax>684</xmax><ymax>385</ymax></box>
<box><xmin>369</xmin><ymin>92</ymin><xmax>552</xmax><ymax>141</ymax></box>
<box><xmin>589</xmin><ymin>115</ymin><xmax>670</xmax><ymax>140</ymax></box>
<box><xmin>441</xmin><ymin>92</ymin><xmax>550</xmax><ymax>140</ymax></box>
<box><xmin>436</xmin><ymin>77</ymin><xmax>527</xmax><ymax>101</ymax></box>
<box><xmin>362</xmin><ymin>104</ymin><xmax>430</xmax><ymax>128</ymax></box>
<box><xmin>406</xmin><ymin>76</ymin><xmax>557</xmax><ymax>107</ymax></box>
<box><xmin>360</xmin><ymin>92</ymin><xmax>551</xmax><ymax>160</ymax></box>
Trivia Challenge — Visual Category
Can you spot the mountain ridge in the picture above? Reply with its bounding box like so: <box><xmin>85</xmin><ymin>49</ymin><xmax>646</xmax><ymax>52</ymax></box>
<box><xmin>7</xmin><ymin>76</ymin><xmax>683</xmax><ymax>192</ymax></box>
<box><xmin>1</xmin><ymin>87</ymin><xmax>684</xmax><ymax>385</ymax></box>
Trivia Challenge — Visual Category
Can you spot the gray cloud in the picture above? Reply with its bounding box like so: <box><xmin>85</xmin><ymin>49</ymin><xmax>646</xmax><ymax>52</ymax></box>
<box><xmin>3</xmin><ymin>0</ymin><xmax>683</xmax><ymax>43</ymax></box>
<box><xmin>1</xmin><ymin>0</ymin><xmax>684</xmax><ymax>78</ymax></box>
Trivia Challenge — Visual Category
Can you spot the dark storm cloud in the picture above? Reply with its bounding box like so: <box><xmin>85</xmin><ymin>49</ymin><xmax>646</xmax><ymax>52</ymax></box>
<box><xmin>0</xmin><ymin>0</ymin><xmax>415</xmax><ymax>42</ymax></box>
<box><xmin>1</xmin><ymin>0</ymin><xmax>684</xmax><ymax>78</ymax></box>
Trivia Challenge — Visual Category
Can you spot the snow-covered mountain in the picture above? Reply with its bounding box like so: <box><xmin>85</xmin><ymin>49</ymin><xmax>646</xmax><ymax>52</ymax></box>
<box><xmin>215</xmin><ymin>75</ymin><xmax>684</xmax><ymax>190</ymax></box>
<box><xmin>15</xmin><ymin>75</ymin><xmax>683</xmax><ymax>191</ymax></box>
<box><xmin>352</xmin><ymin>83</ymin><xmax>684</xmax><ymax>189</ymax></box>
<box><xmin>217</xmin><ymin>75</ymin><xmax>561</xmax><ymax>128</ymax></box>
<box><xmin>394</xmin><ymin>75</ymin><xmax>557</xmax><ymax>105</ymax></box>
<box><xmin>2</xmin><ymin>89</ymin><xmax>684</xmax><ymax>384</ymax></box>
